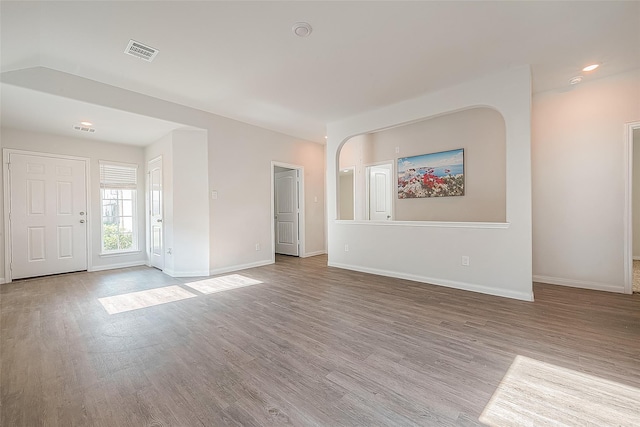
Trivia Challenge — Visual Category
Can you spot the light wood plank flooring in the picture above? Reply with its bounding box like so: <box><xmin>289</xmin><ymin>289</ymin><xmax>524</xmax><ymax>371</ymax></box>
<box><xmin>2</xmin><ymin>255</ymin><xmax>639</xmax><ymax>426</ymax></box>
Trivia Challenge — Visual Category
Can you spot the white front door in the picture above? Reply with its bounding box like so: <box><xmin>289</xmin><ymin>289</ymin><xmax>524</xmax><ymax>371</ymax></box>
<box><xmin>367</xmin><ymin>163</ymin><xmax>393</xmax><ymax>221</ymax></box>
<box><xmin>275</xmin><ymin>169</ymin><xmax>299</xmax><ymax>256</ymax></box>
<box><xmin>148</xmin><ymin>157</ymin><xmax>164</xmax><ymax>270</ymax></box>
<box><xmin>8</xmin><ymin>152</ymin><xmax>88</xmax><ymax>279</ymax></box>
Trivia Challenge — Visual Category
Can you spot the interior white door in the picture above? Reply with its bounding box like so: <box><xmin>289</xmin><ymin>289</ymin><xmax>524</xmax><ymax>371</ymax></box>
<box><xmin>367</xmin><ymin>163</ymin><xmax>393</xmax><ymax>221</ymax></box>
<box><xmin>275</xmin><ymin>169</ymin><xmax>299</xmax><ymax>256</ymax></box>
<box><xmin>148</xmin><ymin>157</ymin><xmax>164</xmax><ymax>270</ymax></box>
<box><xmin>9</xmin><ymin>153</ymin><xmax>88</xmax><ymax>279</ymax></box>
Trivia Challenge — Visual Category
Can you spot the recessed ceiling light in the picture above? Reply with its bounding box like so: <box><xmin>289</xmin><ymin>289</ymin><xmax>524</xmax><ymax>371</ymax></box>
<box><xmin>80</xmin><ymin>121</ymin><xmax>93</xmax><ymax>126</ymax></box>
<box><xmin>325</xmin><ymin>135</ymin><xmax>328</xmax><ymax>139</ymax></box>
<box><xmin>292</xmin><ymin>22</ymin><xmax>312</xmax><ymax>38</ymax></box>
<box><xmin>73</xmin><ymin>124</ymin><xmax>96</xmax><ymax>133</ymax></box>
<box><xmin>569</xmin><ymin>76</ymin><xmax>583</xmax><ymax>85</ymax></box>
<box><xmin>582</xmin><ymin>64</ymin><xmax>600</xmax><ymax>72</ymax></box>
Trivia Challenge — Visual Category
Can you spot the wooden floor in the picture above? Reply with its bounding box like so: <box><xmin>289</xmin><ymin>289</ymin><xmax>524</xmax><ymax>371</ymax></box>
<box><xmin>2</xmin><ymin>255</ymin><xmax>639</xmax><ymax>426</ymax></box>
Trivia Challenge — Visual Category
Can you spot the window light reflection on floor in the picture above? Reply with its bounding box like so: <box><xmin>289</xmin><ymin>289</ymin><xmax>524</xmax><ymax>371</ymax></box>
<box><xmin>480</xmin><ymin>355</ymin><xmax>640</xmax><ymax>426</ymax></box>
<box><xmin>98</xmin><ymin>274</ymin><xmax>263</xmax><ymax>315</ymax></box>
<box><xmin>98</xmin><ymin>285</ymin><xmax>197</xmax><ymax>315</ymax></box>
<box><xmin>184</xmin><ymin>274</ymin><xmax>263</xmax><ymax>294</ymax></box>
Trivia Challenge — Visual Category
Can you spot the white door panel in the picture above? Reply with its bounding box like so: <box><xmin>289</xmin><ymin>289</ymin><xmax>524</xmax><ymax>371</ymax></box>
<box><xmin>148</xmin><ymin>157</ymin><xmax>164</xmax><ymax>270</ymax></box>
<box><xmin>10</xmin><ymin>153</ymin><xmax>88</xmax><ymax>279</ymax></box>
<box><xmin>367</xmin><ymin>163</ymin><xmax>393</xmax><ymax>221</ymax></box>
<box><xmin>275</xmin><ymin>169</ymin><xmax>299</xmax><ymax>256</ymax></box>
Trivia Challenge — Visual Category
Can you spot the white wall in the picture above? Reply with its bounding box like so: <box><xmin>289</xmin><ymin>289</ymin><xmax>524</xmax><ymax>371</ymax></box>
<box><xmin>0</xmin><ymin>130</ymin><xmax>3</xmax><ymax>282</ymax></box>
<box><xmin>208</xmin><ymin>118</ymin><xmax>326</xmax><ymax>272</ymax></box>
<box><xmin>10</xmin><ymin>68</ymin><xmax>325</xmax><ymax>272</ymax></box>
<box><xmin>170</xmin><ymin>129</ymin><xmax>209</xmax><ymax>276</ymax></box>
<box><xmin>532</xmin><ymin>69</ymin><xmax>640</xmax><ymax>292</ymax></box>
<box><xmin>1</xmin><ymin>67</ymin><xmax>326</xmax><ymax>278</ymax></box>
<box><xmin>633</xmin><ymin>128</ymin><xmax>640</xmax><ymax>258</ymax></box>
<box><xmin>145</xmin><ymin>130</ymin><xmax>209</xmax><ymax>276</ymax></box>
<box><xmin>0</xmin><ymin>128</ymin><xmax>147</xmax><ymax>279</ymax></box>
<box><xmin>339</xmin><ymin>107</ymin><xmax>506</xmax><ymax>222</ymax></box>
<box><xmin>327</xmin><ymin>67</ymin><xmax>533</xmax><ymax>301</ymax></box>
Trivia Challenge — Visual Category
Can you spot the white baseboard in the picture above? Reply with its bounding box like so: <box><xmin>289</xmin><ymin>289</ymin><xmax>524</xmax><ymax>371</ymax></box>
<box><xmin>533</xmin><ymin>275</ymin><xmax>625</xmax><ymax>293</ymax></box>
<box><xmin>209</xmin><ymin>259</ymin><xmax>274</xmax><ymax>276</ymax></box>
<box><xmin>0</xmin><ymin>277</ymin><xmax>5</xmax><ymax>284</ymax></box>
<box><xmin>163</xmin><ymin>269</ymin><xmax>211</xmax><ymax>278</ymax></box>
<box><xmin>634</xmin><ymin>256</ymin><xmax>640</xmax><ymax>261</ymax></box>
<box><xmin>329</xmin><ymin>262</ymin><xmax>533</xmax><ymax>301</ymax></box>
<box><xmin>89</xmin><ymin>261</ymin><xmax>147</xmax><ymax>272</ymax></box>
<box><xmin>301</xmin><ymin>250</ymin><xmax>326</xmax><ymax>258</ymax></box>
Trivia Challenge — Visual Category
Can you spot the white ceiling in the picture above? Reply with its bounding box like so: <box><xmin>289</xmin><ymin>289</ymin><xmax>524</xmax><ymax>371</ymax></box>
<box><xmin>1</xmin><ymin>1</ymin><xmax>639</xmax><ymax>144</ymax></box>
<box><xmin>0</xmin><ymin>84</ymin><xmax>189</xmax><ymax>146</ymax></box>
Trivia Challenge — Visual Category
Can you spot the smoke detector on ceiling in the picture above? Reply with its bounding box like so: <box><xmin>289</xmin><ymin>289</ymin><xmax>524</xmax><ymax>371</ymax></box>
<box><xmin>124</xmin><ymin>39</ymin><xmax>159</xmax><ymax>62</ymax></box>
<box><xmin>73</xmin><ymin>124</ymin><xmax>96</xmax><ymax>133</ymax></box>
<box><xmin>292</xmin><ymin>22</ymin><xmax>312</xmax><ymax>37</ymax></box>
<box><xmin>569</xmin><ymin>76</ymin><xmax>583</xmax><ymax>85</ymax></box>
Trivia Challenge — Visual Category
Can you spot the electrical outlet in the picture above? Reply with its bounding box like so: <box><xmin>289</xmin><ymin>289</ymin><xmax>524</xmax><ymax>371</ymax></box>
<box><xmin>211</xmin><ymin>191</ymin><xmax>218</xmax><ymax>200</ymax></box>
<box><xmin>395</xmin><ymin>146</ymin><xmax>400</xmax><ymax>154</ymax></box>
<box><xmin>255</xmin><ymin>243</ymin><xmax>261</xmax><ymax>251</ymax></box>
<box><xmin>461</xmin><ymin>256</ymin><xmax>470</xmax><ymax>266</ymax></box>
<box><xmin>344</xmin><ymin>244</ymin><xmax>349</xmax><ymax>252</ymax></box>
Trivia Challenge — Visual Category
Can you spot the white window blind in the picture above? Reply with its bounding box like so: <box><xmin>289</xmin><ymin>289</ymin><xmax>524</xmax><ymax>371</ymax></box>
<box><xmin>100</xmin><ymin>162</ymin><xmax>137</xmax><ymax>189</ymax></box>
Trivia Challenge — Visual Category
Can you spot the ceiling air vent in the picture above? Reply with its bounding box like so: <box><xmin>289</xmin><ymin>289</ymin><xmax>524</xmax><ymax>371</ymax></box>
<box><xmin>73</xmin><ymin>125</ymin><xmax>96</xmax><ymax>133</ymax></box>
<box><xmin>124</xmin><ymin>39</ymin><xmax>159</xmax><ymax>62</ymax></box>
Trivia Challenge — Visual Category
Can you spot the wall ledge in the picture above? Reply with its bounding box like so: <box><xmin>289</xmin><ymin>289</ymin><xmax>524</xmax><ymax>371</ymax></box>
<box><xmin>533</xmin><ymin>275</ymin><xmax>627</xmax><ymax>294</ymax></box>
<box><xmin>329</xmin><ymin>261</ymin><xmax>533</xmax><ymax>301</ymax></box>
<box><xmin>334</xmin><ymin>220</ymin><xmax>510</xmax><ymax>229</ymax></box>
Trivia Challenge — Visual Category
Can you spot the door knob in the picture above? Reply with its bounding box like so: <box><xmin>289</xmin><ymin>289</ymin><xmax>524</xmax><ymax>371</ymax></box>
<box><xmin>157</xmin><ymin>219</ymin><xmax>162</xmax><ymax>223</ymax></box>
<box><xmin>80</xmin><ymin>219</ymin><xmax>85</xmax><ymax>223</ymax></box>
<box><xmin>79</xmin><ymin>212</ymin><xmax>85</xmax><ymax>215</ymax></box>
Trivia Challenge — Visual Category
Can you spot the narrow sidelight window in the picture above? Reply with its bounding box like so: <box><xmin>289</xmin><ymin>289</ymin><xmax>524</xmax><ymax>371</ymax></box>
<box><xmin>99</xmin><ymin>161</ymin><xmax>138</xmax><ymax>253</ymax></box>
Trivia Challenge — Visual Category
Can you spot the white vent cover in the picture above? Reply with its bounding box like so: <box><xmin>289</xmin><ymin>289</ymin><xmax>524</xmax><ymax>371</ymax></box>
<box><xmin>73</xmin><ymin>125</ymin><xmax>96</xmax><ymax>133</ymax></box>
<box><xmin>124</xmin><ymin>39</ymin><xmax>159</xmax><ymax>62</ymax></box>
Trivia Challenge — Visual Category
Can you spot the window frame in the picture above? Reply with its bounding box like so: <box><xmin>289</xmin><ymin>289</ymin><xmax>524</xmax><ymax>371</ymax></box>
<box><xmin>99</xmin><ymin>161</ymin><xmax>139</xmax><ymax>255</ymax></box>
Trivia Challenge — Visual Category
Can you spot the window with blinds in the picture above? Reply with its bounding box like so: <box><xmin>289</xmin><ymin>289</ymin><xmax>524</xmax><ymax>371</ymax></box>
<box><xmin>99</xmin><ymin>162</ymin><xmax>138</xmax><ymax>253</ymax></box>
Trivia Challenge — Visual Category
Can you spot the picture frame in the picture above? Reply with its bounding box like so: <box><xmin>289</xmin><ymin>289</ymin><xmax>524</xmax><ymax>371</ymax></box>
<box><xmin>397</xmin><ymin>148</ymin><xmax>464</xmax><ymax>198</ymax></box>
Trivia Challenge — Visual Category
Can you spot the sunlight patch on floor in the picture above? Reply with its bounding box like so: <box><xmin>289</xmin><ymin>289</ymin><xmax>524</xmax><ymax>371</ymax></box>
<box><xmin>184</xmin><ymin>274</ymin><xmax>263</xmax><ymax>294</ymax></box>
<box><xmin>99</xmin><ymin>285</ymin><xmax>197</xmax><ymax>314</ymax></box>
<box><xmin>480</xmin><ymin>355</ymin><xmax>640</xmax><ymax>426</ymax></box>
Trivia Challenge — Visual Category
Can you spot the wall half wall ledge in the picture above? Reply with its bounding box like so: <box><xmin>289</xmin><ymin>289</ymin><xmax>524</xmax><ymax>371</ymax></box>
<box><xmin>334</xmin><ymin>220</ymin><xmax>510</xmax><ymax>229</ymax></box>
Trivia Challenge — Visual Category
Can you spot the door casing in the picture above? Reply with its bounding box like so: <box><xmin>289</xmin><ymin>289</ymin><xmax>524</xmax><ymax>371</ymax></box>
<box><xmin>274</xmin><ymin>169</ymin><xmax>299</xmax><ymax>256</ymax></box>
<box><xmin>3</xmin><ymin>148</ymin><xmax>92</xmax><ymax>283</ymax></box>
<box><xmin>147</xmin><ymin>156</ymin><xmax>164</xmax><ymax>270</ymax></box>
<box><xmin>271</xmin><ymin>162</ymin><xmax>305</xmax><ymax>260</ymax></box>
<box><xmin>365</xmin><ymin>161</ymin><xmax>394</xmax><ymax>221</ymax></box>
<box><xmin>623</xmin><ymin>121</ymin><xmax>640</xmax><ymax>294</ymax></box>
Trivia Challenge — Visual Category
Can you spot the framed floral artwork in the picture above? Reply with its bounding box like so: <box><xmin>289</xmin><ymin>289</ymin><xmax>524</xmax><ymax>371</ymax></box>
<box><xmin>397</xmin><ymin>149</ymin><xmax>464</xmax><ymax>198</ymax></box>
